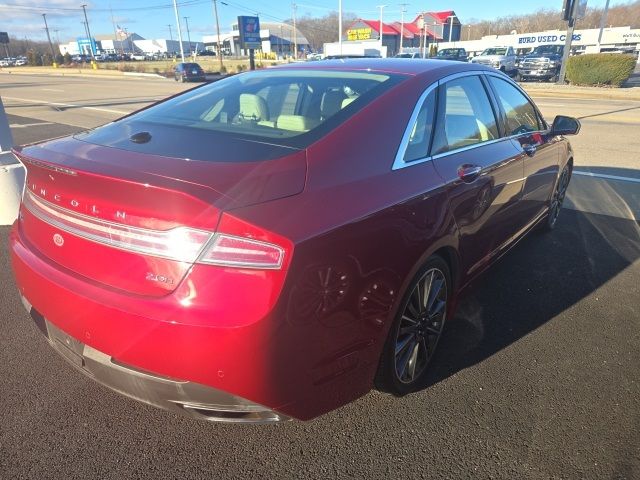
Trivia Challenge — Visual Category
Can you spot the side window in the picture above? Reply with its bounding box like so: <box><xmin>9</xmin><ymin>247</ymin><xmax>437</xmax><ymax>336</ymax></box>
<box><xmin>431</xmin><ymin>75</ymin><xmax>499</xmax><ymax>155</ymax></box>
<box><xmin>489</xmin><ymin>77</ymin><xmax>540</xmax><ymax>136</ymax></box>
<box><xmin>404</xmin><ymin>89</ymin><xmax>436</xmax><ymax>162</ymax></box>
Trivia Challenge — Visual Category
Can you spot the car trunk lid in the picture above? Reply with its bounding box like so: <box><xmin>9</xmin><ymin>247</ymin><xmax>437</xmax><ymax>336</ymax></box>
<box><xmin>15</xmin><ymin>135</ymin><xmax>306</xmax><ymax>297</ymax></box>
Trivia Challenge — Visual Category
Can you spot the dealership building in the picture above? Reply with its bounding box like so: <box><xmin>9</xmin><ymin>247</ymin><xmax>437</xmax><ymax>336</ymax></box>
<box><xmin>324</xmin><ymin>10</ymin><xmax>461</xmax><ymax>57</ymax></box>
<box><xmin>58</xmin><ymin>33</ymin><xmax>200</xmax><ymax>56</ymax></box>
<box><xmin>436</xmin><ymin>26</ymin><xmax>640</xmax><ymax>56</ymax></box>
<box><xmin>202</xmin><ymin>21</ymin><xmax>309</xmax><ymax>58</ymax></box>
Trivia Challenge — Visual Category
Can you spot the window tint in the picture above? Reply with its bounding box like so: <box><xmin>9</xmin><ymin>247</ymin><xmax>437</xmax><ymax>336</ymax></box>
<box><xmin>489</xmin><ymin>77</ymin><xmax>540</xmax><ymax>135</ymax></box>
<box><xmin>431</xmin><ymin>76</ymin><xmax>499</xmax><ymax>155</ymax></box>
<box><xmin>404</xmin><ymin>89</ymin><xmax>436</xmax><ymax>162</ymax></box>
<box><xmin>77</xmin><ymin>70</ymin><xmax>405</xmax><ymax>160</ymax></box>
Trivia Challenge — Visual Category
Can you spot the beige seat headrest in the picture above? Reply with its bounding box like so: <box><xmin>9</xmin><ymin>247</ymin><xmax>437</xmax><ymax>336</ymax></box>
<box><xmin>239</xmin><ymin>93</ymin><xmax>269</xmax><ymax>122</ymax></box>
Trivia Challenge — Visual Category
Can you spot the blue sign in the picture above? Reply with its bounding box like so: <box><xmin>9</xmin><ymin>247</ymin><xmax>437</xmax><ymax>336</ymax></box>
<box><xmin>517</xmin><ymin>34</ymin><xmax>581</xmax><ymax>44</ymax></box>
<box><xmin>237</xmin><ymin>16</ymin><xmax>261</xmax><ymax>49</ymax></box>
<box><xmin>77</xmin><ymin>37</ymin><xmax>97</xmax><ymax>55</ymax></box>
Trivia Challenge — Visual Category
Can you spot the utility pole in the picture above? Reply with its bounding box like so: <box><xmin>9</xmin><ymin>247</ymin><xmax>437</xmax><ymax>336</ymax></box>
<box><xmin>377</xmin><ymin>5</ymin><xmax>387</xmax><ymax>56</ymax></box>
<box><xmin>184</xmin><ymin>17</ymin><xmax>192</xmax><ymax>54</ymax></box>
<box><xmin>467</xmin><ymin>24</ymin><xmax>471</xmax><ymax>41</ymax></box>
<box><xmin>338</xmin><ymin>0</ymin><xmax>342</xmax><ymax>54</ymax></box>
<box><xmin>167</xmin><ymin>24</ymin><xmax>173</xmax><ymax>41</ymax></box>
<box><xmin>42</xmin><ymin>13</ymin><xmax>57</xmax><ymax>65</ymax></box>
<box><xmin>110</xmin><ymin>5</ymin><xmax>119</xmax><ymax>55</ymax></box>
<box><xmin>212</xmin><ymin>0</ymin><xmax>224</xmax><ymax>71</ymax></box>
<box><xmin>399</xmin><ymin>4</ymin><xmax>408</xmax><ymax>53</ymax></box>
<box><xmin>292</xmin><ymin>3</ymin><xmax>298</xmax><ymax>59</ymax></box>
<box><xmin>597</xmin><ymin>0</ymin><xmax>611</xmax><ymax>47</ymax></box>
<box><xmin>558</xmin><ymin>0</ymin><xmax>581</xmax><ymax>84</ymax></box>
<box><xmin>80</xmin><ymin>4</ymin><xmax>95</xmax><ymax>61</ymax></box>
<box><xmin>172</xmin><ymin>0</ymin><xmax>185</xmax><ymax>62</ymax></box>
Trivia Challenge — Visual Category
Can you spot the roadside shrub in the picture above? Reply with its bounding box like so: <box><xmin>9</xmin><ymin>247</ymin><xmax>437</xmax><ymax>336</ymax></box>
<box><xmin>41</xmin><ymin>53</ymin><xmax>53</xmax><ymax>66</ymax></box>
<box><xmin>135</xmin><ymin>64</ymin><xmax>147</xmax><ymax>73</ymax></box>
<box><xmin>236</xmin><ymin>64</ymin><xmax>244</xmax><ymax>73</ymax></box>
<box><xmin>55</xmin><ymin>54</ymin><xmax>64</xmax><ymax>65</ymax></box>
<box><xmin>117</xmin><ymin>63</ymin><xmax>134</xmax><ymax>72</ymax></box>
<box><xmin>63</xmin><ymin>53</ymin><xmax>72</xmax><ymax>65</ymax></box>
<box><xmin>219</xmin><ymin>65</ymin><xmax>227</xmax><ymax>74</ymax></box>
<box><xmin>566</xmin><ymin>53</ymin><xmax>636</xmax><ymax>87</ymax></box>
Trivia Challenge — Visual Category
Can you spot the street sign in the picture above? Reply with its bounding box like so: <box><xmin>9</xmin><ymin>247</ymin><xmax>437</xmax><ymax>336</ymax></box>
<box><xmin>0</xmin><ymin>32</ymin><xmax>9</xmax><ymax>44</ymax></box>
<box><xmin>237</xmin><ymin>16</ymin><xmax>261</xmax><ymax>49</ymax></box>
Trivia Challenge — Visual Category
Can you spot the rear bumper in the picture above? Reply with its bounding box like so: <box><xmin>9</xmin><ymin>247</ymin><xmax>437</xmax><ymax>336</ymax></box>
<box><xmin>22</xmin><ymin>296</ymin><xmax>287</xmax><ymax>423</ymax></box>
<box><xmin>9</xmin><ymin>223</ymin><xmax>296</xmax><ymax>422</ymax></box>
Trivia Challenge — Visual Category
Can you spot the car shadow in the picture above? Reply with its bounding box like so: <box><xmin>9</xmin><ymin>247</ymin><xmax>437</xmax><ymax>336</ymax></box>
<box><xmin>425</xmin><ymin>169</ymin><xmax>640</xmax><ymax>388</ymax></box>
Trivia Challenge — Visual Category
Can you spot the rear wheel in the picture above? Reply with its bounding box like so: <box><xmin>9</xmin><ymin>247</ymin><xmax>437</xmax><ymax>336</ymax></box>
<box><xmin>376</xmin><ymin>256</ymin><xmax>451</xmax><ymax>395</ymax></box>
<box><xmin>543</xmin><ymin>164</ymin><xmax>571</xmax><ymax>231</ymax></box>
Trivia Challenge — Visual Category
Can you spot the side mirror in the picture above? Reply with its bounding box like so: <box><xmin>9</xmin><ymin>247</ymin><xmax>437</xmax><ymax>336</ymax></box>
<box><xmin>551</xmin><ymin>115</ymin><xmax>581</xmax><ymax>136</ymax></box>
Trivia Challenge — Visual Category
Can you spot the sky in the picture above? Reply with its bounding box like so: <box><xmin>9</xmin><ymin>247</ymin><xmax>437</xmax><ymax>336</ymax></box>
<box><xmin>0</xmin><ymin>0</ymin><xmax>620</xmax><ymax>44</ymax></box>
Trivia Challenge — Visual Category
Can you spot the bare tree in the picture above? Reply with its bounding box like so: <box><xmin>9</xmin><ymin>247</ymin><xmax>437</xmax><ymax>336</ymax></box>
<box><xmin>466</xmin><ymin>0</ymin><xmax>639</xmax><ymax>39</ymax></box>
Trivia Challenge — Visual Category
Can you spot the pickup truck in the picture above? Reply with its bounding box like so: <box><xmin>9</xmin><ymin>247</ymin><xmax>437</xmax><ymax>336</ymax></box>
<box><xmin>517</xmin><ymin>45</ymin><xmax>564</xmax><ymax>82</ymax></box>
<box><xmin>471</xmin><ymin>46</ymin><xmax>517</xmax><ymax>73</ymax></box>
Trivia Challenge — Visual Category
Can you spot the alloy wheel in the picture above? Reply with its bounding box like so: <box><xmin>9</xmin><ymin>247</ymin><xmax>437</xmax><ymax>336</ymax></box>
<box><xmin>548</xmin><ymin>166</ymin><xmax>570</xmax><ymax>228</ymax></box>
<box><xmin>394</xmin><ymin>267</ymin><xmax>447</xmax><ymax>384</ymax></box>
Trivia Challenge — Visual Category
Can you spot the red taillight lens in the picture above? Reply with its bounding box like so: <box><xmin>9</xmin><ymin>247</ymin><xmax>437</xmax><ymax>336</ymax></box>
<box><xmin>197</xmin><ymin>234</ymin><xmax>285</xmax><ymax>269</ymax></box>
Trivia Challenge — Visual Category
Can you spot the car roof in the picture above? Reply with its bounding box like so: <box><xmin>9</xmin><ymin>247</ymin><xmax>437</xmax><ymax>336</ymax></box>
<box><xmin>272</xmin><ymin>58</ymin><xmax>495</xmax><ymax>77</ymax></box>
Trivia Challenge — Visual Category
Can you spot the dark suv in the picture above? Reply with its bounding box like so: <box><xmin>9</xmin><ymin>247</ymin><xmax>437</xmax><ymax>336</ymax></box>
<box><xmin>174</xmin><ymin>62</ymin><xmax>206</xmax><ymax>82</ymax></box>
<box><xmin>434</xmin><ymin>48</ymin><xmax>468</xmax><ymax>62</ymax></box>
<box><xmin>517</xmin><ymin>45</ymin><xmax>564</xmax><ymax>82</ymax></box>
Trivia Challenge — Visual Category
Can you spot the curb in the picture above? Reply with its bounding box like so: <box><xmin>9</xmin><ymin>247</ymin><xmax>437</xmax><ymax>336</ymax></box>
<box><xmin>123</xmin><ymin>72</ymin><xmax>166</xmax><ymax>79</ymax></box>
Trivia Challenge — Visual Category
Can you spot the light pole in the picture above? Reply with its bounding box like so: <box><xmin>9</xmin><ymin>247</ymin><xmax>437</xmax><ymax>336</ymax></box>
<box><xmin>172</xmin><ymin>0</ymin><xmax>185</xmax><ymax>62</ymax></box>
<box><xmin>399</xmin><ymin>3</ymin><xmax>408</xmax><ymax>53</ymax></box>
<box><xmin>338</xmin><ymin>0</ymin><xmax>342</xmax><ymax>54</ymax></box>
<box><xmin>167</xmin><ymin>24</ymin><xmax>173</xmax><ymax>41</ymax></box>
<box><xmin>377</xmin><ymin>5</ymin><xmax>387</xmax><ymax>55</ymax></box>
<box><xmin>292</xmin><ymin>2</ymin><xmax>298</xmax><ymax>59</ymax></box>
<box><xmin>80</xmin><ymin>4</ymin><xmax>95</xmax><ymax>61</ymax></box>
<box><xmin>467</xmin><ymin>24</ymin><xmax>471</xmax><ymax>41</ymax></box>
<box><xmin>184</xmin><ymin>17</ymin><xmax>192</xmax><ymax>54</ymax></box>
<box><xmin>212</xmin><ymin>0</ymin><xmax>224</xmax><ymax>71</ymax></box>
<box><xmin>447</xmin><ymin>15</ymin><xmax>456</xmax><ymax>43</ymax></box>
<box><xmin>42</xmin><ymin>14</ymin><xmax>56</xmax><ymax>65</ymax></box>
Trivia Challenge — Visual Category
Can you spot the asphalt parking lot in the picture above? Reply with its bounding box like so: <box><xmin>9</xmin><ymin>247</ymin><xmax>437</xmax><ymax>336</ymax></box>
<box><xmin>1</xmin><ymin>73</ymin><xmax>639</xmax><ymax>479</ymax></box>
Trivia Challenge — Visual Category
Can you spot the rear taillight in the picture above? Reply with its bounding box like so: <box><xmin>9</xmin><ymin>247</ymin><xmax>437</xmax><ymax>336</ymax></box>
<box><xmin>24</xmin><ymin>190</ymin><xmax>211</xmax><ymax>263</ymax></box>
<box><xmin>197</xmin><ymin>234</ymin><xmax>284</xmax><ymax>269</ymax></box>
<box><xmin>24</xmin><ymin>190</ymin><xmax>289</xmax><ymax>270</ymax></box>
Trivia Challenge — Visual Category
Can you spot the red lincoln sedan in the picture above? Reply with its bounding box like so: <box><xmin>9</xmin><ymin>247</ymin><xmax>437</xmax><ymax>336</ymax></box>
<box><xmin>10</xmin><ymin>59</ymin><xmax>579</xmax><ymax>422</ymax></box>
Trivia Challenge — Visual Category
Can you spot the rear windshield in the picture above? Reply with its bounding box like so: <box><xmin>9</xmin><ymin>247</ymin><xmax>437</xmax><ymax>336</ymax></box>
<box><xmin>532</xmin><ymin>45</ymin><xmax>563</xmax><ymax>55</ymax></box>
<box><xmin>77</xmin><ymin>69</ymin><xmax>404</xmax><ymax>160</ymax></box>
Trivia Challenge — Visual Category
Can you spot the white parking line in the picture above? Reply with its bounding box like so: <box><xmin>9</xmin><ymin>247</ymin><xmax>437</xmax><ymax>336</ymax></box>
<box><xmin>9</xmin><ymin>122</ymin><xmax>54</xmax><ymax>128</ymax></box>
<box><xmin>574</xmin><ymin>170</ymin><xmax>640</xmax><ymax>184</ymax></box>
<box><xmin>41</xmin><ymin>88</ymin><xmax>64</xmax><ymax>92</ymax></box>
<box><xmin>2</xmin><ymin>96</ymin><xmax>129</xmax><ymax>115</ymax></box>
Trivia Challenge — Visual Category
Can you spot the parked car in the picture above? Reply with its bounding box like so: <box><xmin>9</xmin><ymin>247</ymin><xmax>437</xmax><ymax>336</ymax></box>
<box><xmin>471</xmin><ymin>46</ymin><xmax>517</xmax><ymax>73</ymax></box>
<box><xmin>434</xmin><ymin>48</ymin><xmax>468</xmax><ymax>62</ymax></box>
<box><xmin>395</xmin><ymin>52</ymin><xmax>422</xmax><ymax>59</ymax></box>
<box><xmin>10</xmin><ymin>59</ymin><xmax>579</xmax><ymax>423</ymax></box>
<box><xmin>174</xmin><ymin>62</ymin><xmax>206</xmax><ymax>82</ymax></box>
<box><xmin>517</xmin><ymin>45</ymin><xmax>564</xmax><ymax>82</ymax></box>
<box><xmin>0</xmin><ymin>59</ymin><xmax>11</xmax><ymax>67</ymax></box>
<box><xmin>14</xmin><ymin>58</ymin><xmax>27</xmax><ymax>66</ymax></box>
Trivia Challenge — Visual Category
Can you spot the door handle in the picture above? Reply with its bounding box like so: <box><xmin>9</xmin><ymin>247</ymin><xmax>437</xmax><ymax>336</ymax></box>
<box><xmin>522</xmin><ymin>144</ymin><xmax>537</xmax><ymax>156</ymax></box>
<box><xmin>457</xmin><ymin>164</ymin><xmax>482</xmax><ymax>183</ymax></box>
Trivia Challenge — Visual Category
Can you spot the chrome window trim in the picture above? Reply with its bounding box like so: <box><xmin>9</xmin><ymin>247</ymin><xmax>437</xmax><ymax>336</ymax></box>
<box><xmin>391</xmin><ymin>82</ymin><xmax>438</xmax><ymax>171</ymax></box>
<box><xmin>392</xmin><ymin>69</ymin><xmax>554</xmax><ymax>171</ymax></box>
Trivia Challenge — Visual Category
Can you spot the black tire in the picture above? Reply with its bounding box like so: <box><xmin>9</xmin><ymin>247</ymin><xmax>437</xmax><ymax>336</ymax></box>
<box><xmin>375</xmin><ymin>255</ymin><xmax>451</xmax><ymax>396</ymax></box>
<box><xmin>542</xmin><ymin>163</ymin><xmax>572</xmax><ymax>231</ymax></box>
